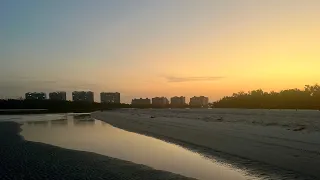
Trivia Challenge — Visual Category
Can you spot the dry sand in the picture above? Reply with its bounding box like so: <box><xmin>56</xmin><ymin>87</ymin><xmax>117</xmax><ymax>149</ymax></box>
<box><xmin>0</xmin><ymin>121</ymin><xmax>194</xmax><ymax>180</ymax></box>
<box><xmin>92</xmin><ymin>109</ymin><xmax>320</xmax><ymax>179</ymax></box>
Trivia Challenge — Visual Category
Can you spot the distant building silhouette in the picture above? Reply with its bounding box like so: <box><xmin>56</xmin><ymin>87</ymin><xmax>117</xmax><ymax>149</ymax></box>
<box><xmin>25</xmin><ymin>92</ymin><xmax>46</xmax><ymax>100</ymax></box>
<box><xmin>131</xmin><ymin>98</ymin><xmax>151</xmax><ymax>105</ymax></box>
<box><xmin>100</xmin><ymin>92</ymin><xmax>120</xmax><ymax>104</ymax></box>
<box><xmin>49</xmin><ymin>91</ymin><xmax>67</xmax><ymax>101</ymax></box>
<box><xmin>72</xmin><ymin>91</ymin><xmax>94</xmax><ymax>102</ymax></box>
<box><xmin>190</xmin><ymin>96</ymin><xmax>209</xmax><ymax>106</ymax></box>
<box><xmin>170</xmin><ymin>96</ymin><xmax>186</xmax><ymax>106</ymax></box>
<box><xmin>152</xmin><ymin>97</ymin><xmax>169</xmax><ymax>106</ymax></box>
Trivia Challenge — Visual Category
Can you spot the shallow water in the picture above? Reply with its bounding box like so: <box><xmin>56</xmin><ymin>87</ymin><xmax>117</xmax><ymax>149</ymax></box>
<box><xmin>0</xmin><ymin>114</ymin><xmax>66</xmax><ymax>122</ymax></box>
<box><xmin>14</xmin><ymin>114</ymin><xmax>261</xmax><ymax>180</ymax></box>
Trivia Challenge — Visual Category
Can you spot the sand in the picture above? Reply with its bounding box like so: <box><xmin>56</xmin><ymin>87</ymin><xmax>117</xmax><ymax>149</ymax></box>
<box><xmin>92</xmin><ymin>109</ymin><xmax>320</xmax><ymax>179</ymax></box>
<box><xmin>0</xmin><ymin>121</ymin><xmax>194</xmax><ymax>180</ymax></box>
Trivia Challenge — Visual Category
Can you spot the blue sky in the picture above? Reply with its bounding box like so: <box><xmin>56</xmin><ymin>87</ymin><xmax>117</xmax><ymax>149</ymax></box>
<box><xmin>1</xmin><ymin>1</ymin><xmax>320</xmax><ymax>102</ymax></box>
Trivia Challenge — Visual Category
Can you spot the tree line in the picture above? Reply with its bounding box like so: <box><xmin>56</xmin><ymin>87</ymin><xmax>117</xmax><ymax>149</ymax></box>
<box><xmin>212</xmin><ymin>84</ymin><xmax>320</xmax><ymax>109</ymax></box>
<box><xmin>1</xmin><ymin>84</ymin><xmax>320</xmax><ymax>113</ymax></box>
<box><xmin>0</xmin><ymin>100</ymin><xmax>131</xmax><ymax>114</ymax></box>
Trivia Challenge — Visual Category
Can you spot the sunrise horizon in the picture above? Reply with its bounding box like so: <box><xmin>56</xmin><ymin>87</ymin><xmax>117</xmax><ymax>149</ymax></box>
<box><xmin>2</xmin><ymin>1</ymin><xmax>320</xmax><ymax>103</ymax></box>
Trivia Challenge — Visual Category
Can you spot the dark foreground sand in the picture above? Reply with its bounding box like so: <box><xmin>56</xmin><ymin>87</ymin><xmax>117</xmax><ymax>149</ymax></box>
<box><xmin>0</xmin><ymin>122</ymin><xmax>194</xmax><ymax>180</ymax></box>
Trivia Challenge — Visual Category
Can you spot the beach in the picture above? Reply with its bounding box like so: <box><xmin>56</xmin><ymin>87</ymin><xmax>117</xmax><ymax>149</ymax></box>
<box><xmin>0</xmin><ymin>121</ymin><xmax>194</xmax><ymax>180</ymax></box>
<box><xmin>92</xmin><ymin>109</ymin><xmax>320</xmax><ymax>179</ymax></box>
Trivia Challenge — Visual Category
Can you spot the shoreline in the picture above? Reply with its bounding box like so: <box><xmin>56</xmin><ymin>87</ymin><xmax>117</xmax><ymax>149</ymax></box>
<box><xmin>92</xmin><ymin>110</ymin><xmax>320</xmax><ymax>179</ymax></box>
<box><xmin>0</xmin><ymin>109</ymin><xmax>93</xmax><ymax>115</ymax></box>
<box><xmin>0</xmin><ymin>121</ymin><xmax>194</xmax><ymax>180</ymax></box>
<box><xmin>1</xmin><ymin>106</ymin><xmax>320</xmax><ymax>115</ymax></box>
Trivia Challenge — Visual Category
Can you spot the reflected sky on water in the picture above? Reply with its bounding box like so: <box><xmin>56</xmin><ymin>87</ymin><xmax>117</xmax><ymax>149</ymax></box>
<box><xmin>20</xmin><ymin>114</ymin><xmax>260</xmax><ymax>180</ymax></box>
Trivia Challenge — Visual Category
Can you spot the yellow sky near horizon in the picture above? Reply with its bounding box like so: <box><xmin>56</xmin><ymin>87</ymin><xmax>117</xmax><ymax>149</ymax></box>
<box><xmin>94</xmin><ymin>12</ymin><xmax>320</xmax><ymax>102</ymax></box>
<box><xmin>2</xmin><ymin>1</ymin><xmax>320</xmax><ymax>102</ymax></box>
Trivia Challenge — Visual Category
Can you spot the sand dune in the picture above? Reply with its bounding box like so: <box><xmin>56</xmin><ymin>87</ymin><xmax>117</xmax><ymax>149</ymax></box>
<box><xmin>92</xmin><ymin>109</ymin><xmax>320</xmax><ymax>179</ymax></box>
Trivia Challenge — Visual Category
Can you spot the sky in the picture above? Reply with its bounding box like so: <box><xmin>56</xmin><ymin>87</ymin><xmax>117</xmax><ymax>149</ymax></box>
<box><xmin>1</xmin><ymin>0</ymin><xmax>320</xmax><ymax>103</ymax></box>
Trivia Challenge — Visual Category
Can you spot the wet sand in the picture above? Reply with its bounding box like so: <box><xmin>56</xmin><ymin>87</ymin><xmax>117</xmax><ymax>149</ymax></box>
<box><xmin>0</xmin><ymin>121</ymin><xmax>194</xmax><ymax>180</ymax></box>
<box><xmin>92</xmin><ymin>109</ymin><xmax>320</xmax><ymax>179</ymax></box>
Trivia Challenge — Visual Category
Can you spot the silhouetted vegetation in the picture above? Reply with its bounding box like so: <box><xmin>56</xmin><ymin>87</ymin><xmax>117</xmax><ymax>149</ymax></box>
<box><xmin>2</xmin><ymin>84</ymin><xmax>319</xmax><ymax>113</ymax></box>
<box><xmin>0</xmin><ymin>99</ymin><xmax>194</xmax><ymax>114</ymax></box>
<box><xmin>0</xmin><ymin>100</ymin><xmax>131</xmax><ymax>114</ymax></box>
<box><xmin>212</xmin><ymin>84</ymin><xmax>320</xmax><ymax>109</ymax></box>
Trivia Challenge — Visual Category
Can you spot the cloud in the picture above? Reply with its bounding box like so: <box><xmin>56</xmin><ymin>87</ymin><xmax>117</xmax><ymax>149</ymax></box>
<box><xmin>166</xmin><ymin>76</ymin><xmax>225</xmax><ymax>82</ymax></box>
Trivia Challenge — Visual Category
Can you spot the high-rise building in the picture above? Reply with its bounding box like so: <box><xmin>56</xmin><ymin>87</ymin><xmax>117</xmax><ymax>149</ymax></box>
<box><xmin>49</xmin><ymin>91</ymin><xmax>67</xmax><ymax>101</ymax></box>
<box><xmin>189</xmin><ymin>96</ymin><xmax>209</xmax><ymax>106</ymax></box>
<box><xmin>170</xmin><ymin>96</ymin><xmax>186</xmax><ymax>106</ymax></box>
<box><xmin>72</xmin><ymin>91</ymin><xmax>94</xmax><ymax>102</ymax></box>
<box><xmin>152</xmin><ymin>97</ymin><xmax>169</xmax><ymax>106</ymax></box>
<box><xmin>100</xmin><ymin>92</ymin><xmax>120</xmax><ymax>103</ymax></box>
<box><xmin>25</xmin><ymin>92</ymin><xmax>46</xmax><ymax>100</ymax></box>
<box><xmin>131</xmin><ymin>98</ymin><xmax>151</xmax><ymax>105</ymax></box>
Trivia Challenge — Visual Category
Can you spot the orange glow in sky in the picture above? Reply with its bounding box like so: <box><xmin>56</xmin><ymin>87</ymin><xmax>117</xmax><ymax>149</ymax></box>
<box><xmin>1</xmin><ymin>1</ymin><xmax>320</xmax><ymax>102</ymax></box>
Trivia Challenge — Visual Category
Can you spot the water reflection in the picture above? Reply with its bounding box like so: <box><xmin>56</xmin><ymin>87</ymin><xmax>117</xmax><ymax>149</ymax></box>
<box><xmin>27</xmin><ymin>120</ymin><xmax>49</xmax><ymax>126</ymax></box>
<box><xmin>73</xmin><ymin>113</ymin><xmax>92</xmax><ymax>119</ymax></box>
<box><xmin>21</xmin><ymin>115</ymin><xmax>259</xmax><ymax>180</ymax></box>
<box><xmin>73</xmin><ymin>119</ymin><xmax>95</xmax><ymax>126</ymax></box>
<box><xmin>51</xmin><ymin>118</ymin><xmax>68</xmax><ymax>126</ymax></box>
